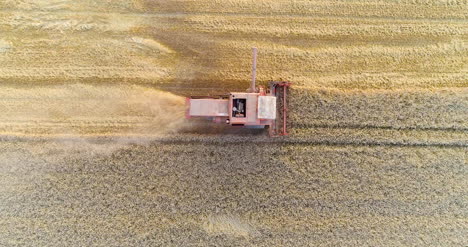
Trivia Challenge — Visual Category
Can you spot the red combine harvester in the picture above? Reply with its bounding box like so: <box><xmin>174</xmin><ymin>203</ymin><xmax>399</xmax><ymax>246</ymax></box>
<box><xmin>185</xmin><ymin>48</ymin><xmax>292</xmax><ymax>136</ymax></box>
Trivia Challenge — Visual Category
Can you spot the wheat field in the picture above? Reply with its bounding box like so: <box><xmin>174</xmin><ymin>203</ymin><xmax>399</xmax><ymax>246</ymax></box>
<box><xmin>0</xmin><ymin>0</ymin><xmax>467</xmax><ymax>246</ymax></box>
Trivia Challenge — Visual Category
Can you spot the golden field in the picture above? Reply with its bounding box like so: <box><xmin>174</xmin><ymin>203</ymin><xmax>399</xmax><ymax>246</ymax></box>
<box><xmin>0</xmin><ymin>0</ymin><xmax>467</xmax><ymax>246</ymax></box>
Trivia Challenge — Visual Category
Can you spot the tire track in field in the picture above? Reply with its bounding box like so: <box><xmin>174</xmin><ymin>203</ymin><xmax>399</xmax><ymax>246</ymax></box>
<box><xmin>292</xmin><ymin>124</ymin><xmax>468</xmax><ymax>132</ymax></box>
<box><xmin>137</xmin><ymin>139</ymin><xmax>468</xmax><ymax>148</ymax></box>
<box><xmin>2</xmin><ymin>9</ymin><xmax>467</xmax><ymax>22</ymax></box>
<box><xmin>0</xmin><ymin>134</ymin><xmax>465</xmax><ymax>148</ymax></box>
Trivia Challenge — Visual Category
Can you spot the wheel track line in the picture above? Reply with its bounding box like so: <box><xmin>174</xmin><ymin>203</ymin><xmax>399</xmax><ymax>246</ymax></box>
<box><xmin>0</xmin><ymin>9</ymin><xmax>467</xmax><ymax>23</ymax></box>
<box><xmin>0</xmin><ymin>134</ymin><xmax>465</xmax><ymax>148</ymax></box>
<box><xmin>292</xmin><ymin>124</ymin><xmax>468</xmax><ymax>132</ymax></box>
<box><xmin>126</xmin><ymin>139</ymin><xmax>468</xmax><ymax>148</ymax></box>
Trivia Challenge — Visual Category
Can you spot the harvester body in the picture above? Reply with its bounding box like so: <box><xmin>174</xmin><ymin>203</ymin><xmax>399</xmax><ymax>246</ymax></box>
<box><xmin>185</xmin><ymin>48</ymin><xmax>291</xmax><ymax>136</ymax></box>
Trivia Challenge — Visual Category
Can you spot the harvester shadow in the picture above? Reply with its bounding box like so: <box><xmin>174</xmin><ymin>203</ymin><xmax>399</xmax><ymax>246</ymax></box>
<box><xmin>179</xmin><ymin>119</ymin><xmax>268</xmax><ymax>136</ymax></box>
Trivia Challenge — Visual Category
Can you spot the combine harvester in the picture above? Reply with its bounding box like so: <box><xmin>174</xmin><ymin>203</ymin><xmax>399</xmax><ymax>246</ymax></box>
<box><xmin>186</xmin><ymin>48</ymin><xmax>291</xmax><ymax>136</ymax></box>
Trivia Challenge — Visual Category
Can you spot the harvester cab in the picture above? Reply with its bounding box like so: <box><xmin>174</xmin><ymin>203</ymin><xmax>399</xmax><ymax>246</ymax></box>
<box><xmin>185</xmin><ymin>48</ymin><xmax>291</xmax><ymax>136</ymax></box>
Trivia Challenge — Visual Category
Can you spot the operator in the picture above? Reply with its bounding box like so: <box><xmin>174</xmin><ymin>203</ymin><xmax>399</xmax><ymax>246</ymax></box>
<box><xmin>238</xmin><ymin>102</ymin><xmax>244</xmax><ymax>115</ymax></box>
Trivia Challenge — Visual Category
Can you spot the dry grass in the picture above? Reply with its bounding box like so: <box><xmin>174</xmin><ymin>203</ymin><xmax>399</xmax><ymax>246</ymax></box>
<box><xmin>203</xmin><ymin>214</ymin><xmax>259</xmax><ymax>238</ymax></box>
<box><xmin>0</xmin><ymin>140</ymin><xmax>466</xmax><ymax>246</ymax></box>
<box><xmin>289</xmin><ymin>86</ymin><xmax>468</xmax><ymax>130</ymax></box>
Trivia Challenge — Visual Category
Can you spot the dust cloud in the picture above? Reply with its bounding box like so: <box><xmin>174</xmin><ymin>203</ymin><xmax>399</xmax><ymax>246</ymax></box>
<box><xmin>0</xmin><ymin>83</ymin><xmax>187</xmax><ymax>150</ymax></box>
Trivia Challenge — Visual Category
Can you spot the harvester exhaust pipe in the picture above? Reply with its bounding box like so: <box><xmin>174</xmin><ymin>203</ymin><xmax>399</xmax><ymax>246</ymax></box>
<box><xmin>248</xmin><ymin>47</ymin><xmax>258</xmax><ymax>93</ymax></box>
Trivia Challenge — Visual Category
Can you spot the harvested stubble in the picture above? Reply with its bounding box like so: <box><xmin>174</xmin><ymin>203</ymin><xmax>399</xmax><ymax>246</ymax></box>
<box><xmin>1</xmin><ymin>0</ymin><xmax>466</xmax><ymax>92</ymax></box>
<box><xmin>0</xmin><ymin>84</ymin><xmax>186</xmax><ymax>136</ymax></box>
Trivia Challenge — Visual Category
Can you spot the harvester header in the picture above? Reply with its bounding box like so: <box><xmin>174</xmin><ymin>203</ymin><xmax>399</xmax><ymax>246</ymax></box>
<box><xmin>186</xmin><ymin>48</ymin><xmax>291</xmax><ymax>136</ymax></box>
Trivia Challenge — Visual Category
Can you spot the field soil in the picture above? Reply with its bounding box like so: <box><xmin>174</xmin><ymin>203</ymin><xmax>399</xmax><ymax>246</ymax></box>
<box><xmin>0</xmin><ymin>0</ymin><xmax>467</xmax><ymax>246</ymax></box>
